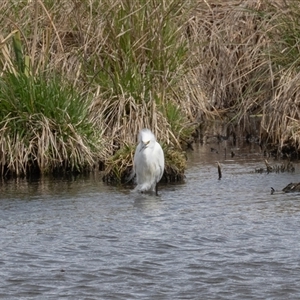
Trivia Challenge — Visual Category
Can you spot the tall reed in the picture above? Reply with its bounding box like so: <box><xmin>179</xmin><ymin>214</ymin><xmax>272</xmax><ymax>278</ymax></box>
<box><xmin>179</xmin><ymin>0</ymin><xmax>300</xmax><ymax>156</ymax></box>
<box><xmin>260</xmin><ymin>0</ymin><xmax>300</xmax><ymax>154</ymax></box>
<box><xmin>88</xmin><ymin>0</ymin><xmax>193</xmax><ymax>147</ymax></box>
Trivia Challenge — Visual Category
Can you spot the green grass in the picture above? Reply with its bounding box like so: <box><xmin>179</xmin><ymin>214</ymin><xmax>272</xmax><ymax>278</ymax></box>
<box><xmin>86</xmin><ymin>0</ymin><xmax>190</xmax><ymax>127</ymax></box>
<box><xmin>0</xmin><ymin>71</ymin><xmax>102</xmax><ymax>176</ymax></box>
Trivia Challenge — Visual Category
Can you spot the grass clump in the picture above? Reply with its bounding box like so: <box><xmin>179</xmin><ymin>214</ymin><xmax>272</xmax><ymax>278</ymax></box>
<box><xmin>0</xmin><ymin>71</ymin><xmax>102</xmax><ymax>177</ymax></box>
<box><xmin>103</xmin><ymin>143</ymin><xmax>135</xmax><ymax>184</ymax></box>
<box><xmin>103</xmin><ymin>143</ymin><xmax>187</xmax><ymax>185</ymax></box>
<box><xmin>163</xmin><ymin>146</ymin><xmax>186</xmax><ymax>182</ymax></box>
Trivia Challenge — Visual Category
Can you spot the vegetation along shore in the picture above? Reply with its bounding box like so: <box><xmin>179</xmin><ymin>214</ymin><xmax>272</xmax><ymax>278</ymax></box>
<box><xmin>1</xmin><ymin>0</ymin><xmax>299</xmax><ymax>181</ymax></box>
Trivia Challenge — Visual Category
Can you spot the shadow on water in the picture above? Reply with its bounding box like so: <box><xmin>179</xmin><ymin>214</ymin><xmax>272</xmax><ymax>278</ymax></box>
<box><xmin>1</xmin><ymin>141</ymin><xmax>300</xmax><ymax>299</ymax></box>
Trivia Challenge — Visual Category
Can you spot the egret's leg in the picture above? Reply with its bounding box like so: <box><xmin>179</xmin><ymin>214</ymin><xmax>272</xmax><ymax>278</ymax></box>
<box><xmin>155</xmin><ymin>182</ymin><xmax>159</xmax><ymax>196</ymax></box>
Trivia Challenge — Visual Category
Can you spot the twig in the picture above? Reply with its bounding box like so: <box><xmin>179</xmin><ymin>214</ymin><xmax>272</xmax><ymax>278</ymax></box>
<box><xmin>217</xmin><ymin>161</ymin><xmax>222</xmax><ymax>180</ymax></box>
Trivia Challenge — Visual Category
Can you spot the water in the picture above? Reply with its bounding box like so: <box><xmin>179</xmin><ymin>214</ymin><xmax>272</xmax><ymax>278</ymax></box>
<box><xmin>1</xmin><ymin>143</ymin><xmax>300</xmax><ymax>299</ymax></box>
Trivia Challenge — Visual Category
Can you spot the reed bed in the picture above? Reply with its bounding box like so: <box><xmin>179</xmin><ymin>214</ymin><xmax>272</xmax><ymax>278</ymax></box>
<box><xmin>179</xmin><ymin>0</ymin><xmax>300</xmax><ymax>157</ymax></box>
<box><xmin>1</xmin><ymin>0</ymin><xmax>300</xmax><ymax>179</ymax></box>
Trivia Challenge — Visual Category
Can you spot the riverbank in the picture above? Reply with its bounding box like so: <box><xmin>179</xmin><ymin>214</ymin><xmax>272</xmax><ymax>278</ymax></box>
<box><xmin>0</xmin><ymin>0</ymin><xmax>299</xmax><ymax>179</ymax></box>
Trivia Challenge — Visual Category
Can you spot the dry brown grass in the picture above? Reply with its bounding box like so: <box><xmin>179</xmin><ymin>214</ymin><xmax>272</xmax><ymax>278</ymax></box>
<box><xmin>181</xmin><ymin>0</ymin><xmax>271</xmax><ymax>119</ymax></box>
<box><xmin>261</xmin><ymin>69</ymin><xmax>300</xmax><ymax>151</ymax></box>
<box><xmin>176</xmin><ymin>0</ymin><xmax>300</xmax><ymax>155</ymax></box>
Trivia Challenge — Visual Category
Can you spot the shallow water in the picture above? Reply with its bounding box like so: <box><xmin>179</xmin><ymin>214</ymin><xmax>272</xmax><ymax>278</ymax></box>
<box><xmin>1</xmin><ymin>143</ymin><xmax>300</xmax><ymax>299</ymax></box>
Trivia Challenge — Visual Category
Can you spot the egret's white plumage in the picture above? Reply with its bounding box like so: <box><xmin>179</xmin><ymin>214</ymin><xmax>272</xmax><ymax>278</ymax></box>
<box><xmin>133</xmin><ymin>129</ymin><xmax>164</xmax><ymax>195</ymax></box>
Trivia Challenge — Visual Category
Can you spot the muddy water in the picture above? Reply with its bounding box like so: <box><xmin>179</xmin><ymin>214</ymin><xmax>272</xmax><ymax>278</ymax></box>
<box><xmin>0</xmin><ymin>143</ymin><xmax>300</xmax><ymax>299</ymax></box>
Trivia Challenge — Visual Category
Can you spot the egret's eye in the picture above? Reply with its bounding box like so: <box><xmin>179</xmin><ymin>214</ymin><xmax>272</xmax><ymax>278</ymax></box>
<box><xmin>145</xmin><ymin>141</ymin><xmax>150</xmax><ymax>145</ymax></box>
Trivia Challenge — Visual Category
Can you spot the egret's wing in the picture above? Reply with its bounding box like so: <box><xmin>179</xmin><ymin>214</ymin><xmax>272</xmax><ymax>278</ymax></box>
<box><xmin>133</xmin><ymin>143</ymin><xmax>142</xmax><ymax>168</ymax></box>
<box><xmin>127</xmin><ymin>143</ymin><xmax>142</xmax><ymax>184</ymax></box>
<box><xmin>154</xmin><ymin>142</ymin><xmax>165</xmax><ymax>182</ymax></box>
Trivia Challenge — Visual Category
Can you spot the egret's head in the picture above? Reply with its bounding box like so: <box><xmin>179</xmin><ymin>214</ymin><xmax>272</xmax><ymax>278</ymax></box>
<box><xmin>138</xmin><ymin>129</ymin><xmax>156</xmax><ymax>150</ymax></box>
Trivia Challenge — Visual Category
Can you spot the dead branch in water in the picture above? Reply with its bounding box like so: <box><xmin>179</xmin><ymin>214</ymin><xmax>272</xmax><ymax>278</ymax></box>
<box><xmin>217</xmin><ymin>161</ymin><xmax>222</xmax><ymax>180</ymax></box>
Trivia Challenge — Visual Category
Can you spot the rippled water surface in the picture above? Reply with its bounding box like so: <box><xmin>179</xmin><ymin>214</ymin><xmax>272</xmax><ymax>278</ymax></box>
<box><xmin>1</xmin><ymin>144</ymin><xmax>300</xmax><ymax>299</ymax></box>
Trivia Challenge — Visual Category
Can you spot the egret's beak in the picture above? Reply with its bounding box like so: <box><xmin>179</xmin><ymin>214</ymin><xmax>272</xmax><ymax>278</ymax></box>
<box><xmin>140</xmin><ymin>140</ymin><xmax>150</xmax><ymax>152</ymax></box>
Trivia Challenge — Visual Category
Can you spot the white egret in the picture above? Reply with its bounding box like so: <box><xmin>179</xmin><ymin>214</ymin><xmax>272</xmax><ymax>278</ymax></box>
<box><xmin>133</xmin><ymin>129</ymin><xmax>164</xmax><ymax>195</ymax></box>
